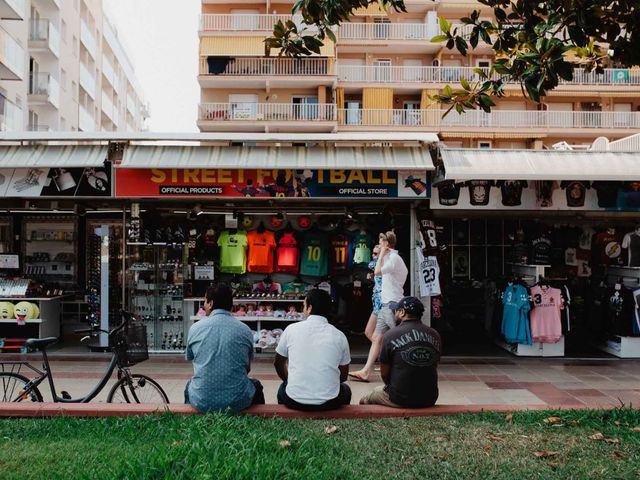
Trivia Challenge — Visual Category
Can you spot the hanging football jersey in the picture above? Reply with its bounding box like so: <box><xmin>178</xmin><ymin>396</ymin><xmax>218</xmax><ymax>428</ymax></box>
<box><xmin>246</xmin><ymin>230</ymin><xmax>276</xmax><ymax>273</ymax></box>
<box><xmin>416</xmin><ymin>248</ymin><xmax>441</xmax><ymax>297</ymax></box>
<box><xmin>330</xmin><ymin>233</ymin><xmax>351</xmax><ymax>274</ymax></box>
<box><xmin>529</xmin><ymin>285</ymin><xmax>564</xmax><ymax>343</ymax></box>
<box><xmin>300</xmin><ymin>232</ymin><xmax>329</xmax><ymax>277</ymax></box>
<box><xmin>275</xmin><ymin>232</ymin><xmax>299</xmax><ymax>273</ymax></box>
<box><xmin>217</xmin><ymin>230</ymin><xmax>248</xmax><ymax>274</ymax></box>
<box><xmin>416</xmin><ymin>212</ymin><xmax>439</xmax><ymax>257</ymax></box>
<box><xmin>501</xmin><ymin>283</ymin><xmax>532</xmax><ymax>345</ymax></box>
<box><xmin>352</xmin><ymin>231</ymin><xmax>373</xmax><ymax>266</ymax></box>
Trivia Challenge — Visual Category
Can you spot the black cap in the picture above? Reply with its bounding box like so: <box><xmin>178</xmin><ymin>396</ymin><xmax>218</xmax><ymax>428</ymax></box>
<box><xmin>388</xmin><ymin>296</ymin><xmax>425</xmax><ymax>316</ymax></box>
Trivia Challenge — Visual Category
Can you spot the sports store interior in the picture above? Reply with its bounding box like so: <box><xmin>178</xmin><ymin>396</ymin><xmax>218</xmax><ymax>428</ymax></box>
<box><xmin>1</xmin><ymin>133</ymin><xmax>639</xmax><ymax>360</ymax></box>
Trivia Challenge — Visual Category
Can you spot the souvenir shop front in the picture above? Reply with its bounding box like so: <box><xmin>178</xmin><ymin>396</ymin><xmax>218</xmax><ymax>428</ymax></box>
<box><xmin>430</xmin><ymin>148</ymin><xmax>640</xmax><ymax>358</ymax></box>
<box><xmin>0</xmin><ymin>135</ymin><xmax>437</xmax><ymax>356</ymax></box>
<box><xmin>113</xmin><ymin>143</ymin><xmax>434</xmax><ymax>354</ymax></box>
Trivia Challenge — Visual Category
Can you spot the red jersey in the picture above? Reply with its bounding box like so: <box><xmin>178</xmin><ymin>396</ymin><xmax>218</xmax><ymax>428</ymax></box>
<box><xmin>276</xmin><ymin>232</ymin><xmax>299</xmax><ymax>273</ymax></box>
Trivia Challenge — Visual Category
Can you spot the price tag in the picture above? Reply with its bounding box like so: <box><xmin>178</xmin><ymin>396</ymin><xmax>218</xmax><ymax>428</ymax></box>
<box><xmin>194</xmin><ymin>265</ymin><xmax>215</xmax><ymax>281</ymax></box>
<box><xmin>0</xmin><ymin>255</ymin><xmax>19</xmax><ymax>269</ymax></box>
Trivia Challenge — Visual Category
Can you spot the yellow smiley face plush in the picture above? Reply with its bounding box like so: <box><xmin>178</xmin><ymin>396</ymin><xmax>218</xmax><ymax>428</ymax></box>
<box><xmin>0</xmin><ymin>302</ymin><xmax>14</xmax><ymax>320</ymax></box>
<box><xmin>14</xmin><ymin>302</ymin><xmax>38</xmax><ymax>325</ymax></box>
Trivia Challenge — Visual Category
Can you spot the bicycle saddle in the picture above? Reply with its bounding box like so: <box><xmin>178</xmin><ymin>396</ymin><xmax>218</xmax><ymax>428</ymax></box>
<box><xmin>24</xmin><ymin>337</ymin><xmax>58</xmax><ymax>350</ymax></box>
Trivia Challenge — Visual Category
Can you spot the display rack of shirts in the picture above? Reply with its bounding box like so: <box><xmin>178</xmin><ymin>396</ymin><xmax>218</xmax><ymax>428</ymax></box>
<box><xmin>217</xmin><ymin>229</ymin><xmax>248</xmax><ymax>274</ymax></box>
<box><xmin>529</xmin><ymin>282</ymin><xmax>564</xmax><ymax>343</ymax></box>
<box><xmin>352</xmin><ymin>229</ymin><xmax>373</xmax><ymax>267</ymax></box>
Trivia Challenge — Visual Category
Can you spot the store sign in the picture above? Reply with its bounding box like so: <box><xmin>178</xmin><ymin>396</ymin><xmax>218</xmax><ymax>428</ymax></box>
<box><xmin>432</xmin><ymin>180</ymin><xmax>640</xmax><ymax>211</ymax></box>
<box><xmin>0</xmin><ymin>167</ymin><xmax>111</xmax><ymax>197</ymax></box>
<box><xmin>115</xmin><ymin>168</ymin><xmax>430</xmax><ymax>199</ymax></box>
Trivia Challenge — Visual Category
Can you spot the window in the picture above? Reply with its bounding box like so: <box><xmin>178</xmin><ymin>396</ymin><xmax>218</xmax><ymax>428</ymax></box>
<box><xmin>61</xmin><ymin>69</ymin><xmax>66</xmax><ymax>91</ymax></box>
<box><xmin>71</xmin><ymin>81</ymin><xmax>78</xmax><ymax>101</ymax></box>
<box><xmin>478</xmin><ymin>141</ymin><xmax>492</xmax><ymax>148</ymax></box>
<box><xmin>61</xmin><ymin>117</ymin><xmax>66</xmax><ymax>130</ymax></box>
<box><xmin>72</xmin><ymin>35</ymin><xmax>78</xmax><ymax>57</ymax></box>
<box><xmin>61</xmin><ymin>20</ymin><xmax>67</xmax><ymax>43</ymax></box>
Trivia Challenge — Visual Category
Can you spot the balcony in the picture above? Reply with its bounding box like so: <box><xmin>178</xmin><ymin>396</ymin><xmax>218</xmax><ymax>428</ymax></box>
<box><xmin>0</xmin><ymin>94</ymin><xmax>23</xmax><ymax>131</ymax></box>
<box><xmin>200</xmin><ymin>14</ymin><xmax>304</xmax><ymax>33</ymax></box>
<box><xmin>0</xmin><ymin>0</ymin><xmax>26</xmax><ymax>20</ymax></box>
<box><xmin>338</xmin><ymin>109</ymin><xmax>640</xmax><ymax>136</ymax></box>
<box><xmin>101</xmin><ymin>91</ymin><xmax>117</xmax><ymax>124</ymax></box>
<box><xmin>28</xmin><ymin>73</ymin><xmax>60</xmax><ymax>109</ymax></box>
<box><xmin>80</xmin><ymin>19</ymin><xmax>98</xmax><ymax>59</ymax></box>
<box><xmin>0</xmin><ymin>26</ymin><xmax>24</xmax><ymax>80</ymax></box>
<box><xmin>79</xmin><ymin>62</ymin><xmax>96</xmax><ymax>99</ymax></box>
<box><xmin>79</xmin><ymin>105</ymin><xmax>95</xmax><ymax>132</ymax></box>
<box><xmin>198</xmin><ymin>102</ymin><xmax>336</xmax><ymax>132</ymax></box>
<box><xmin>28</xmin><ymin>19</ymin><xmax>60</xmax><ymax>58</ymax></box>
<box><xmin>336</xmin><ymin>65</ymin><xmax>640</xmax><ymax>89</ymax></box>
<box><xmin>337</xmin><ymin>21</ymin><xmax>439</xmax><ymax>53</ymax></box>
<box><xmin>199</xmin><ymin>56</ymin><xmax>335</xmax><ymax>88</ymax></box>
<box><xmin>102</xmin><ymin>55</ymin><xmax>117</xmax><ymax>90</ymax></box>
<box><xmin>126</xmin><ymin>95</ymin><xmax>136</xmax><ymax>116</ymax></box>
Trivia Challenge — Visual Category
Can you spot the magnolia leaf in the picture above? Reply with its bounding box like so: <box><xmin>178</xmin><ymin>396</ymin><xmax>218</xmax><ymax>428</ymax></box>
<box><xmin>439</xmin><ymin>16</ymin><xmax>451</xmax><ymax>34</ymax></box>
<box><xmin>588</xmin><ymin>432</ymin><xmax>605</xmax><ymax>441</ymax></box>
<box><xmin>431</xmin><ymin>35</ymin><xmax>449</xmax><ymax>43</ymax></box>
<box><xmin>604</xmin><ymin>437</ymin><xmax>621</xmax><ymax>444</ymax></box>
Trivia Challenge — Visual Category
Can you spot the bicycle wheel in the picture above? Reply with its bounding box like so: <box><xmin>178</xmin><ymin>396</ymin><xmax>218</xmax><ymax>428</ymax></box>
<box><xmin>0</xmin><ymin>372</ymin><xmax>43</xmax><ymax>402</ymax></box>
<box><xmin>106</xmin><ymin>374</ymin><xmax>169</xmax><ymax>404</ymax></box>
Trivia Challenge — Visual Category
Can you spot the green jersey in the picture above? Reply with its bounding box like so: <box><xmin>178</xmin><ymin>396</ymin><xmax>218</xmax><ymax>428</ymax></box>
<box><xmin>300</xmin><ymin>232</ymin><xmax>329</xmax><ymax>277</ymax></box>
<box><xmin>217</xmin><ymin>230</ymin><xmax>248</xmax><ymax>274</ymax></box>
<box><xmin>352</xmin><ymin>232</ymin><xmax>373</xmax><ymax>266</ymax></box>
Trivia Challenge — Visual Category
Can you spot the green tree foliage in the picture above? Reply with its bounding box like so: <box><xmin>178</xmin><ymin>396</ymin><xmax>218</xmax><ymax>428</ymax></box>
<box><xmin>267</xmin><ymin>0</ymin><xmax>639</xmax><ymax>113</ymax></box>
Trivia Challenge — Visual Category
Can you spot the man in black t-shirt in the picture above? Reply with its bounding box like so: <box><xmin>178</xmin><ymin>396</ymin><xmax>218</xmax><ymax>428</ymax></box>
<box><xmin>359</xmin><ymin>297</ymin><xmax>442</xmax><ymax>408</ymax></box>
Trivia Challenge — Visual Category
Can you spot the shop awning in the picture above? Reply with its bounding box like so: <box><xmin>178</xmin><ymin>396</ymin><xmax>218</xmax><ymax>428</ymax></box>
<box><xmin>439</xmin><ymin>148</ymin><xmax>640</xmax><ymax>181</ymax></box>
<box><xmin>0</xmin><ymin>145</ymin><xmax>108</xmax><ymax>168</ymax></box>
<box><xmin>119</xmin><ymin>146</ymin><xmax>435</xmax><ymax>170</ymax></box>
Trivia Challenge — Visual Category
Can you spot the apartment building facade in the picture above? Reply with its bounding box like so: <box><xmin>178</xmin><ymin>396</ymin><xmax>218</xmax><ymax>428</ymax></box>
<box><xmin>0</xmin><ymin>0</ymin><xmax>148</xmax><ymax>132</ymax></box>
<box><xmin>197</xmin><ymin>0</ymin><xmax>640</xmax><ymax>149</ymax></box>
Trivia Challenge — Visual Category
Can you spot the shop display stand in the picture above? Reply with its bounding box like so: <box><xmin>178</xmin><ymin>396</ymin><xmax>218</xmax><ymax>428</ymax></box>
<box><xmin>597</xmin><ymin>266</ymin><xmax>640</xmax><ymax>358</ymax></box>
<box><xmin>496</xmin><ymin>263</ymin><xmax>565</xmax><ymax>357</ymax></box>
<box><xmin>0</xmin><ymin>296</ymin><xmax>63</xmax><ymax>351</ymax></box>
<box><xmin>186</xmin><ymin>296</ymin><xmax>305</xmax><ymax>352</ymax></box>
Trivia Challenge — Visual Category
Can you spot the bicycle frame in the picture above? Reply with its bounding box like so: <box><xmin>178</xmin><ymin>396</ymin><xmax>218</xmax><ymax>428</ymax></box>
<box><xmin>6</xmin><ymin>349</ymin><xmax>120</xmax><ymax>403</ymax></box>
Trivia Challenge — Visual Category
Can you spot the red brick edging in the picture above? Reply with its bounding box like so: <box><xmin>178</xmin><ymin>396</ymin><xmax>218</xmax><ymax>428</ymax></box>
<box><xmin>0</xmin><ymin>402</ymin><xmax>624</xmax><ymax>419</ymax></box>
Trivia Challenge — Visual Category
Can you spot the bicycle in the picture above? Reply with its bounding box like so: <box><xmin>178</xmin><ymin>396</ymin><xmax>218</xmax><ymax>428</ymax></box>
<box><xmin>0</xmin><ymin>311</ymin><xmax>169</xmax><ymax>404</ymax></box>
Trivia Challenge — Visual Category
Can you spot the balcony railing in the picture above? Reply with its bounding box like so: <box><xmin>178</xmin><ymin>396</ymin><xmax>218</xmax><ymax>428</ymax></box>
<box><xmin>29</xmin><ymin>73</ymin><xmax>60</xmax><ymax>108</ymax></box>
<box><xmin>79</xmin><ymin>105</ymin><xmax>95</xmax><ymax>132</ymax></box>
<box><xmin>79</xmin><ymin>62</ymin><xmax>96</xmax><ymax>99</ymax></box>
<box><xmin>338</xmin><ymin>109</ymin><xmax>640</xmax><ymax>129</ymax></box>
<box><xmin>102</xmin><ymin>55</ymin><xmax>117</xmax><ymax>89</ymax></box>
<box><xmin>27</xmin><ymin>124</ymin><xmax>52</xmax><ymax>131</ymax></box>
<box><xmin>1</xmin><ymin>0</ymin><xmax>26</xmax><ymax>20</ymax></box>
<box><xmin>29</xmin><ymin>19</ymin><xmax>60</xmax><ymax>57</ymax></box>
<box><xmin>200</xmin><ymin>14</ymin><xmax>304</xmax><ymax>32</ymax></box>
<box><xmin>199</xmin><ymin>56</ymin><xmax>333</xmax><ymax>76</ymax></box>
<box><xmin>102</xmin><ymin>92</ymin><xmax>117</xmax><ymax>124</ymax></box>
<box><xmin>0</xmin><ymin>26</ymin><xmax>24</xmax><ymax>80</ymax></box>
<box><xmin>336</xmin><ymin>65</ymin><xmax>640</xmax><ymax>86</ymax></box>
<box><xmin>0</xmin><ymin>94</ymin><xmax>23</xmax><ymax>131</ymax></box>
<box><xmin>337</xmin><ymin>22</ymin><xmax>437</xmax><ymax>40</ymax></box>
<box><xmin>80</xmin><ymin>19</ymin><xmax>98</xmax><ymax>58</ymax></box>
<box><xmin>199</xmin><ymin>103</ymin><xmax>336</xmax><ymax>122</ymax></box>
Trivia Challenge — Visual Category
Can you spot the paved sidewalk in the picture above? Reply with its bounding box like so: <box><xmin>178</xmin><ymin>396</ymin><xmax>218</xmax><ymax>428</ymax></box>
<box><xmin>4</xmin><ymin>354</ymin><xmax>640</xmax><ymax>408</ymax></box>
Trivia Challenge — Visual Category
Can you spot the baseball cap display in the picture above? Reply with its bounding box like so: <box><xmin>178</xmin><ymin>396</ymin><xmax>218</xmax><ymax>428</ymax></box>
<box><xmin>389</xmin><ymin>296</ymin><xmax>425</xmax><ymax>316</ymax></box>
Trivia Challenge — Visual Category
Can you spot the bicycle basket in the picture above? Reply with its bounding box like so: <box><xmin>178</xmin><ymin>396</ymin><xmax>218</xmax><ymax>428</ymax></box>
<box><xmin>112</xmin><ymin>322</ymin><xmax>148</xmax><ymax>368</ymax></box>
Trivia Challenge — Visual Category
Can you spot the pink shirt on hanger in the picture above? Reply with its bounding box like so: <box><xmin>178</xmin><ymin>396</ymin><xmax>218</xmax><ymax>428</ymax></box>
<box><xmin>529</xmin><ymin>285</ymin><xmax>564</xmax><ymax>343</ymax></box>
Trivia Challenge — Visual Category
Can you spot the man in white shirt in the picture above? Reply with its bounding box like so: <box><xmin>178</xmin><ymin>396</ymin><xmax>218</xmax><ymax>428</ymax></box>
<box><xmin>274</xmin><ymin>289</ymin><xmax>352</xmax><ymax>411</ymax></box>
<box><xmin>349</xmin><ymin>231</ymin><xmax>408</xmax><ymax>382</ymax></box>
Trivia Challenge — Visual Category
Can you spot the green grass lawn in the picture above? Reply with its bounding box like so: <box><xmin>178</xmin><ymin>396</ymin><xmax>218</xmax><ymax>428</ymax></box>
<box><xmin>1</xmin><ymin>409</ymin><xmax>639</xmax><ymax>479</ymax></box>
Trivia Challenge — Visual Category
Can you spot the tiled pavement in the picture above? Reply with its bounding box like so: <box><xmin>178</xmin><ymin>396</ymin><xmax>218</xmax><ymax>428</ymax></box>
<box><xmin>3</xmin><ymin>354</ymin><xmax>640</xmax><ymax>408</ymax></box>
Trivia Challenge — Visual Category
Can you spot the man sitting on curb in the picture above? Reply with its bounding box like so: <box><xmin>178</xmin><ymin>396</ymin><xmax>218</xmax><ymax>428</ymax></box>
<box><xmin>185</xmin><ymin>284</ymin><xmax>265</xmax><ymax>413</ymax></box>
<box><xmin>274</xmin><ymin>289</ymin><xmax>352</xmax><ymax>411</ymax></box>
<box><xmin>360</xmin><ymin>296</ymin><xmax>441</xmax><ymax>408</ymax></box>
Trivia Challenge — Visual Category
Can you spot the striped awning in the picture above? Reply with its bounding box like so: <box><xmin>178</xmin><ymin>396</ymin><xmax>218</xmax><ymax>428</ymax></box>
<box><xmin>0</xmin><ymin>145</ymin><xmax>108</xmax><ymax>168</ymax></box>
<box><xmin>199</xmin><ymin>36</ymin><xmax>335</xmax><ymax>57</ymax></box>
<box><xmin>439</xmin><ymin>148</ymin><xmax>640</xmax><ymax>181</ymax></box>
<box><xmin>119</xmin><ymin>146</ymin><xmax>435</xmax><ymax>170</ymax></box>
